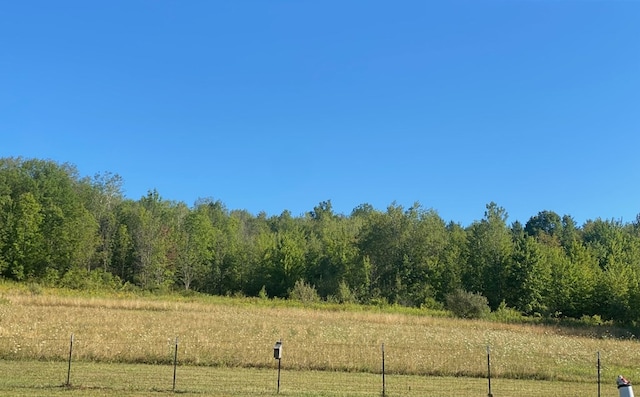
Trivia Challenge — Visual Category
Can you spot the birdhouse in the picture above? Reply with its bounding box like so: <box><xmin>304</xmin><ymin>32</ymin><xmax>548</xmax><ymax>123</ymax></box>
<box><xmin>273</xmin><ymin>340</ymin><xmax>282</xmax><ymax>360</ymax></box>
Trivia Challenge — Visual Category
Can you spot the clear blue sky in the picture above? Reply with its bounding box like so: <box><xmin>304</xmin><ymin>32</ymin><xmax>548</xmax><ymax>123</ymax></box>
<box><xmin>2</xmin><ymin>1</ymin><xmax>639</xmax><ymax>226</ymax></box>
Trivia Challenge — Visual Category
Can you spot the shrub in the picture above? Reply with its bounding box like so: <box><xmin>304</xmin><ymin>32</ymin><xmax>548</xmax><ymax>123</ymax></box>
<box><xmin>445</xmin><ymin>289</ymin><xmax>490</xmax><ymax>319</ymax></box>
<box><xmin>490</xmin><ymin>300</ymin><xmax>526</xmax><ymax>323</ymax></box>
<box><xmin>580</xmin><ymin>314</ymin><xmax>608</xmax><ymax>326</ymax></box>
<box><xmin>58</xmin><ymin>268</ymin><xmax>123</xmax><ymax>291</ymax></box>
<box><xmin>329</xmin><ymin>281</ymin><xmax>357</xmax><ymax>304</ymax></box>
<box><xmin>289</xmin><ymin>279</ymin><xmax>320</xmax><ymax>304</ymax></box>
<box><xmin>41</xmin><ymin>268</ymin><xmax>60</xmax><ymax>287</ymax></box>
<box><xmin>421</xmin><ymin>297</ymin><xmax>445</xmax><ymax>311</ymax></box>
<box><xmin>368</xmin><ymin>296</ymin><xmax>389</xmax><ymax>308</ymax></box>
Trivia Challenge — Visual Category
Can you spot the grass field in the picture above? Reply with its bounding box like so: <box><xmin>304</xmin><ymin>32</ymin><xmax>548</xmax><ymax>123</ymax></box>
<box><xmin>0</xmin><ymin>283</ymin><xmax>638</xmax><ymax>396</ymax></box>
<box><xmin>0</xmin><ymin>360</ymin><xmax>625</xmax><ymax>397</ymax></box>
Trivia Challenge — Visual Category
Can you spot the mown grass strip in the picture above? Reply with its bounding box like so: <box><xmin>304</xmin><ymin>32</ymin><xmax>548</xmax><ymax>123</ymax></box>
<box><xmin>0</xmin><ymin>359</ymin><xmax>624</xmax><ymax>397</ymax></box>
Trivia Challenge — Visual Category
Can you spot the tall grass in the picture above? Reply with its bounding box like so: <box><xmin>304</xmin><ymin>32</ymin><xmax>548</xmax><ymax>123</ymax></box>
<box><xmin>0</xmin><ymin>284</ymin><xmax>639</xmax><ymax>384</ymax></box>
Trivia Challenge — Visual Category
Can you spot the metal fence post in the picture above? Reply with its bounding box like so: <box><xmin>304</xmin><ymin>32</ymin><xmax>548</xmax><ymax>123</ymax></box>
<box><xmin>487</xmin><ymin>345</ymin><xmax>493</xmax><ymax>397</ymax></box>
<box><xmin>381</xmin><ymin>343</ymin><xmax>386</xmax><ymax>397</ymax></box>
<box><xmin>66</xmin><ymin>333</ymin><xmax>74</xmax><ymax>387</ymax></box>
<box><xmin>173</xmin><ymin>337</ymin><xmax>179</xmax><ymax>391</ymax></box>
<box><xmin>597</xmin><ymin>351</ymin><xmax>601</xmax><ymax>397</ymax></box>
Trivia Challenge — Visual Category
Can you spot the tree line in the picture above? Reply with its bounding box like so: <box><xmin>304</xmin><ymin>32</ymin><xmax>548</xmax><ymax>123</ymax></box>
<box><xmin>1</xmin><ymin>157</ymin><xmax>640</xmax><ymax>323</ymax></box>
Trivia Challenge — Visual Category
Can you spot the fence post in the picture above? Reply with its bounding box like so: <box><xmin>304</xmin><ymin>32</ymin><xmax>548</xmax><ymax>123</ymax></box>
<box><xmin>597</xmin><ymin>351</ymin><xmax>601</xmax><ymax>397</ymax></box>
<box><xmin>173</xmin><ymin>337</ymin><xmax>179</xmax><ymax>392</ymax></box>
<box><xmin>381</xmin><ymin>343</ymin><xmax>386</xmax><ymax>397</ymax></box>
<box><xmin>487</xmin><ymin>345</ymin><xmax>493</xmax><ymax>397</ymax></box>
<box><xmin>277</xmin><ymin>355</ymin><xmax>282</xmax><ymax>393</ymax></box>
<box><xmin>66</xmin><ymin>333</ymin><xmax>74</xmax><ymax>387</ymax></box>
<box><xmin>273</xmin><ymin>340</ymin><xmax>283</xmax><ymax>394</ymax></box>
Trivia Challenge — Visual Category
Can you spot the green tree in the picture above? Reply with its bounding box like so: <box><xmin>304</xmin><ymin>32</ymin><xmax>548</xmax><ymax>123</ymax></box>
<box><xmin>506</xmin><ymin>229</ymin><xmax>549</xmax><ymax>314</ymax></box>
<box><xmin>175</xmin><ymin>206</ymin><xmax>215</xmax><ymax>291</ymax></box>
<box><xmin>357</xmin><ymin>203</ymin><xmax>409</xmax><ymax>304</ymax></box>
<box><xmin>111</xmin><ymin>223</ymin><xmax>134</xmax><ymax>282</ymax></box>
<box><xmin>30</xmin><ymin>159</ymin><xmax>98</xmax><ymax>276</ymax></box>
<box><xmin>464</xmin><ymin>202</ymin><xmax>513</xmax><ymax>309</ymax></box>
<box><xmin>232</xmin><ymin>209</ymin><xmax>270</xmax><ymax>296</ymax></box>
<box><xmin>305</xmin><ymin>201</ymin><xmax>360</xmax><ymax>299</ymax></box>
<box><xmin>2</xmin><ymin>192</ymin><xmax>44</xmax><ymax>279</ymax></box>
<box><xmin>401</xmin><ymin>205</ymin><xmax>449</xmax><ymax>307</ymax></box>
<box><xmin>525</xmin><ymin>210</ymin><xmax>563</xmax><ymax>240</ymax></box>
<box><xmin>265</xmin><ymin>226</ymin><xmax>307</xmax><ymax>297</ymax></box>
<box><xmin>582</xmin><ymin>219</ymin><xmax>640</xmax><ymax>322</ymax></box>
<box><xmin>124</xmin><ymin>190</ymin><xmax>175</xmax><ymax>290</ymax></box>
<box><xmin>196</xmin><ymin>199</ymin><xmax>242</xmax><ymax>295</ymax></box>
<box><xmin>439</xmin><ymin>222</ymin><xmax>467</xmax><ymax>301</ymax></box>
<box><xmin>545</xmin><ymin>239</ymin><xmax>600</xmax><ymax>318</ymax></box>
<box><xmin>356</xmin><ymin>202</ymin><xmax>450</xmax><ymax>307</ymax></box>
<box><xmin>560</xmin><ymin>215</ymin><xmax>580</xmax><ymax>250</ymax></box>
<box><xmin>0</xmin><ymin>158</ymin><xmax>98</xmax><ymax>279</ymax></box>
<box><xmin>81</xmin><ymin>172</ymin><xmax>124</xmax><ymax>272</ymax></box>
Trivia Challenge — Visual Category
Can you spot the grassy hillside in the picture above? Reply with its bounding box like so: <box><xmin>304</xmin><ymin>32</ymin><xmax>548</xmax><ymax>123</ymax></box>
<box><xmin>0</xmin><ymin>281</ymin><xmax>639</xmax><ymax>390</ymax></box>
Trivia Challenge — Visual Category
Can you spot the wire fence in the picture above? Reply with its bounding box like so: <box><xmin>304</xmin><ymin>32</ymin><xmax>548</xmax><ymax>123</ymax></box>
<box><xmin>0</xmin><ymin>334</ymin><xmax>633</xmax><ymax>396</ymax></box>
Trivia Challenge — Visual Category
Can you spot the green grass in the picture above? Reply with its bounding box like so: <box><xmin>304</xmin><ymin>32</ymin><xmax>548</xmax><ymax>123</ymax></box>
<box><xmin>0</xmin><ymin>360</ymin><xmax>622</xmax><ymax>396</ymax></box>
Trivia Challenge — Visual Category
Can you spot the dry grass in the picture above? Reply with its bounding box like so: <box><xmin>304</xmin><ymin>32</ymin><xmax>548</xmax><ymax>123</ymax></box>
<box><xmin>0</xmin><ymin>287</ymin><xmax>639</xmax><ymax>386</ymax></box>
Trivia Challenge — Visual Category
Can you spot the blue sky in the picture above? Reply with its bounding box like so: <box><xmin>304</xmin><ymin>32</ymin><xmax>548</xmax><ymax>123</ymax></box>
<box><xmin>2</xmin><ymin>1</ymin><xmax>639</xmax><ymax>226</ymax></box>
